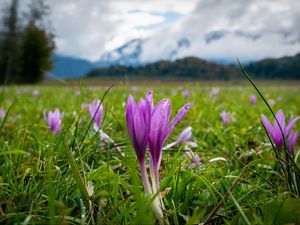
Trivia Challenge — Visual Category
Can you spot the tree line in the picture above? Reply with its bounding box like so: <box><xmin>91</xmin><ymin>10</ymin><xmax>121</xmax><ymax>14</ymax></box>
<box><xmin>86</xmin><ymin>54</ymin><xmax>300</xmax><ymax>80</ymax></box>
<box><xmin>0</xmin><ymin>0</ymin><xmax>54</xmax><ymax>84</ymax></box>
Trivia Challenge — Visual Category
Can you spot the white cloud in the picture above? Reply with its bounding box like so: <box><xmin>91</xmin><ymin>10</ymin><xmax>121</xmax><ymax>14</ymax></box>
<box><xmin>110</xmin><ymin>0</ymin><xmax>199</xmax><ymax>15</ymax></box>
<box><xmin>48</xmin><ymin>0</ymin><xmax>115</xmax><ymax>61</ymax></box>
<box><xmin>139</xmin><ymin>0</ymin><xmax>300</xmax><ymax>62</ymax></box>
<box><xmin>47</xmin><ymin>0</ymin><xmax>197</xmax><ymax>61</ymax></box>
<box><xmin>0</xmin><ymin>0</ymin><xmax>299</xmax><ymax>62</ymax></box>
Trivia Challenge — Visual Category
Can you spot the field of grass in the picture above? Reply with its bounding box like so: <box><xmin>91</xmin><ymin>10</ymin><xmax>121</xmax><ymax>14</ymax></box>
<box><xmin>0</xmin><ymin>82</ymin><xmax>299</xmax><ymax>224</ymax></box>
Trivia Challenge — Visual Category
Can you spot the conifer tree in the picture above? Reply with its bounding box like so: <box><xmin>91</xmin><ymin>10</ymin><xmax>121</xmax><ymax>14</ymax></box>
<box><xmin>19</xmin><ymin>0</ymin><xmax>55</xmax><ymax>83</ymax></box>
<box><xmin>0</xmin><ymin>0</ymin><xmax>20</xmax><ymax>84</ymax></box>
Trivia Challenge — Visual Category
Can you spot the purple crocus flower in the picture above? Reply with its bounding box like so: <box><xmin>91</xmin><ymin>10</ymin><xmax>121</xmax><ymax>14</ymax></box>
<box><xmin>171</xmin><ymin>90</ymin><xmax>177</xmax><ymax>96</ymax></box>
<box><xmin>268</xmin><ymin>99</ymin><xmax>275</xmax><ymax>107</ymax></box>
<box><xmin>81</xmin><ymin>102</ymin><xmax>88</xmax><ymax>109</ymax></box>
<box><xmin>0</xmin><ymin>108</ymin><xmax>5</xmax><ymax>119</ymax></box>
<box><xmin>126</xmin><ymin>90</ymin><xmax>190</xmax><ymax>222</ymax></box>
<box><xmin>185</xmin><ymin>151</ymin><xmax>201</xmax><ymax>168</ymax></box>
<box><xmin>250</xmin><ymin>95</ymin><xmax>256</xmax><ymax>105</ymax></box>
<box><xmin>176</xmin><ymin>126</ymin><xmax>192</xmax><ymax>143</ymax></box>
<box><xmin>277</xmin><ymin>96</ymin><xmax>282</xmax><ymax>103</ymax></box>
<box><xmin>211</xmin><ymin>87</ymin><xmax>220</xmax><ymax>98</ymax></box>
<box><xmin>163</xmin><ymin>126</ymin><xmax>198</xmax><ymax>150</ymax></box>
<box><xmin>88</xmin><ymin>100</ymin><xmax>103</xmax><ymax>130</ymax></box>
<box><xmin>220</xmin><ymin>110</ymin><xmax>230</xmax><ymax>125</ymax></box>
<box><xmin>182</xmin><ymin>90</ymin><xmax>190</xmax><ymax>99</ymax></box>
<box><xmin>43</xmin><ymin>109</ymin><xmax>62</xmax><ymax>134</ymax></box>
<box><xmin>131</xmin><ymin>86</ymin><xmax>140</xmax><ymax>92</ymax></box>
<box><xmin>261</xmin><ymin>109</ymin><xmax>300</xmax><ymax>150</ymax></box>
<box><xmin>32</xmin><ymin>90</ymin><xmax>40</xmax><ymax>96</ymax></box>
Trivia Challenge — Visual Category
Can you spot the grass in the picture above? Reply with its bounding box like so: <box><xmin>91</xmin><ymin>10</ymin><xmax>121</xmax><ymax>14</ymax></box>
<box><xmin>0</xmin><ymin>82</ymin><xmax>299</xmax><ymax>224</ymax></box>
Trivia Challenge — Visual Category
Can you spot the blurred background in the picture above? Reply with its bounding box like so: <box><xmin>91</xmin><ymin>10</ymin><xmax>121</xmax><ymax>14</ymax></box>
<box><xmin>0</xmin><ymin>0</ymin><xmax>299</xmax><ymax>84</ymax></box>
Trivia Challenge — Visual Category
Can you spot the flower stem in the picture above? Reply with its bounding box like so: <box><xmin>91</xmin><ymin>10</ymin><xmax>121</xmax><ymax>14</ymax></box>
<box><xmin>149</xmin><ymin>162</ymin><xmax>165</xmax><ymax>225</ymax></box>
<box><xmin>139</xmin><ymin>160</ymin><xmax>152</xmax><ymax>195</ymax></box>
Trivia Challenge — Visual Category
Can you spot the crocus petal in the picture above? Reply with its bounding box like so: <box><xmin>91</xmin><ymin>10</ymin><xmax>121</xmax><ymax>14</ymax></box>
<box><xmin>135</xmin><ymin>98</ymin><xmax>151</xmax><ymax>156</ymax></box>
<box><xmin>166</xmin><ymin>103</ymin><xmax>191</xmax><ymax>139</ymax></box>
<box><xmin>285</xmin><ymin>116</ymin><xmax>300</xmax><ymax>136</ymax></box>
<box><xmin>126</xmin><ymin>96</ymin><xmax>136</xmax><ymax>142</ymax></box>
<box><xmin>287</xmin><ymin>131</ymin><xmax>298</xmax><ymax>155</ymax></box>
<box><xmin>126</xmin><ymin>95</ymin><xmax>151</xmax><ymax>162</ymax></box>
<box><xmin>146</xmin><ymin>90</ymin><xmax>154</xmax><ymax>111</ymax></box>
<box><xmin>274</xmin><ymin>109</ymin><xmax>285</xmax><ymax>135</ymax></box>
<box><xmin>162</xmin><ymin>141</ymin><xmax>177</xmax><ymax>150</ymax></box>
<box><xmin>88</xmin><ymin>100</ymin><xmax>103</xmax><ymax>129</ymax></box>
<box><xmin>176</xmin><ymin>127</ymin><xmax>192</xmax><ymax>144</ymax></box>
<box><xmin>138</xmin><ymin>97</ymin><xmax>151</xmax><ymax>128</ymax></box>
<box><xmin>185</xmin><ymin>141</ymin><xmax>198</xmax><ymax>148</ymax></box>
<box><xmin>126</xmin><ymin>96</ymin><xmax>142</xmax><ymax>160</ymax></box>
<box><xmin>53</xmin><ymin>110</ymin><xmax>62</xmax><ymax>133</ymax></box>
<box><xmin>163</xmin><ymin>127</ymin><xmax>194</xmax><ymax>150</ymax></box>
<box><xmin>149</xmin><ymin>99</ymin><xmax>171</xmax><ymax>170</ymax></box>
<box><xmin>261</xmin><ymin>114</ymin><xmax>275</xmax><ymax>140</ymax></box>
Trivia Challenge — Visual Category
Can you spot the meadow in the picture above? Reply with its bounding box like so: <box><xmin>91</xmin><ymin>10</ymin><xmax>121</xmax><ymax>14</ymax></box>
<box><xmin>0</xmin><ymin>81</ymin><xmax>299</xmax><ymax>224</ymax></box>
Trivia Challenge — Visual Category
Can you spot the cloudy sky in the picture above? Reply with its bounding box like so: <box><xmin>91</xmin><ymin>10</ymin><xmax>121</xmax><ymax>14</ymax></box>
<box><xmin>1</xmin><ymin>0</ymin><xmax>300</xmax><ymax>63</ymax></box>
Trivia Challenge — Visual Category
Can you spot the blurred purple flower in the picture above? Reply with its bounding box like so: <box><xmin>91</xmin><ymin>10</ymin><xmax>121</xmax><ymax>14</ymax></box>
<box><xmin>43</xmin><ymin>109</ymin><xmax>62</xmax><ymax>134</ymax></box>
<box><xmin>182</xmin><ymin>90</ymin><xmax>190</xmax><ymax>99</ymax></box>
<box><xmin>261</xmin><ymin>109</ymin><xmax>300</xmax><ymax>150</ymax></box>
<box><xmin>220</xmin><ymin>110</ymin><xmax>231</xmax><ymax>125</ymax></box>
<box><xmin>88</xmin><ymin>100</ymin><xmax>103</xmax><ymax>130</ymax></box>
<box><xmin>185</xmin><ymin>151</ymin><xmax>201</xmax><ymax>168</ymax></box>
<box><xmin>32</xmin><ymin>90</ymin><xmax>40</xmax><ymax>96</ymax></box>
<box><xmin>268</xmin><ymin>99</ymin><xmax>275</xmax><ymax>107</ymax></box>
<box><xmin>0</xmin><ymin>108</ymin><xmax>6</xmax><ymax>119</ymax></box>
<box><xmin>211</xmin><ymin>87</ymin><xmax>219</xmax><ymax>98</ymax></box>
<box><xmin>177</xmin><ymin>126</ymin><xmax>192</xmax><ymax>143</ymax></box>
<box><xmin>171</xmin><ymin>90</ymin><xmax>177</xmax><ymax>96</ymax></box>
<box><xmin>287</xmin><ymin>131</ymin><xmax>298</xmax><ymax>155</ymax></box>
<box><xmin>163</xmin><ymin>126</ymin><xmax>198</xmax><ymax>150</ymax></box>
<box><xmin>131</xmin><ymin>86</ymin><xmax>140</xmax><ymax>92</ymax></box>
<box><xmin>81</xmin><ymin>102</ymin><xmax>88</xmax><ymax>109</ymax></box>
<box><xmin>250</xmin><ymin>95</ymin><xmax>256</xmax><ymax>105</ymax></box>
<box><xmin>277</xmin><ymin>96</ymin><xmax>282</xmax><ymax>103</ymax></box>
<box><xmin>75</xmin><ymin>90</ymin><xmax>81</xmax><ymax>96</ymax></box>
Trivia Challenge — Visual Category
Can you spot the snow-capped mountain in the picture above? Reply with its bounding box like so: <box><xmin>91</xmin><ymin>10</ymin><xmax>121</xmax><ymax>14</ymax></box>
<box><xmin>169</xmin><ymin>38</ymin><xmax>191</xmax><ymax>61</ymax></box>
<box><xmin>94</xmin><ymin>37</ymin><xmax>192</xmax><ymax>67</ymax></box>
<box><xmin>94</xmin><ymin>39</ymin><xmax>143</xmax><ymax>67</ymax></box>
